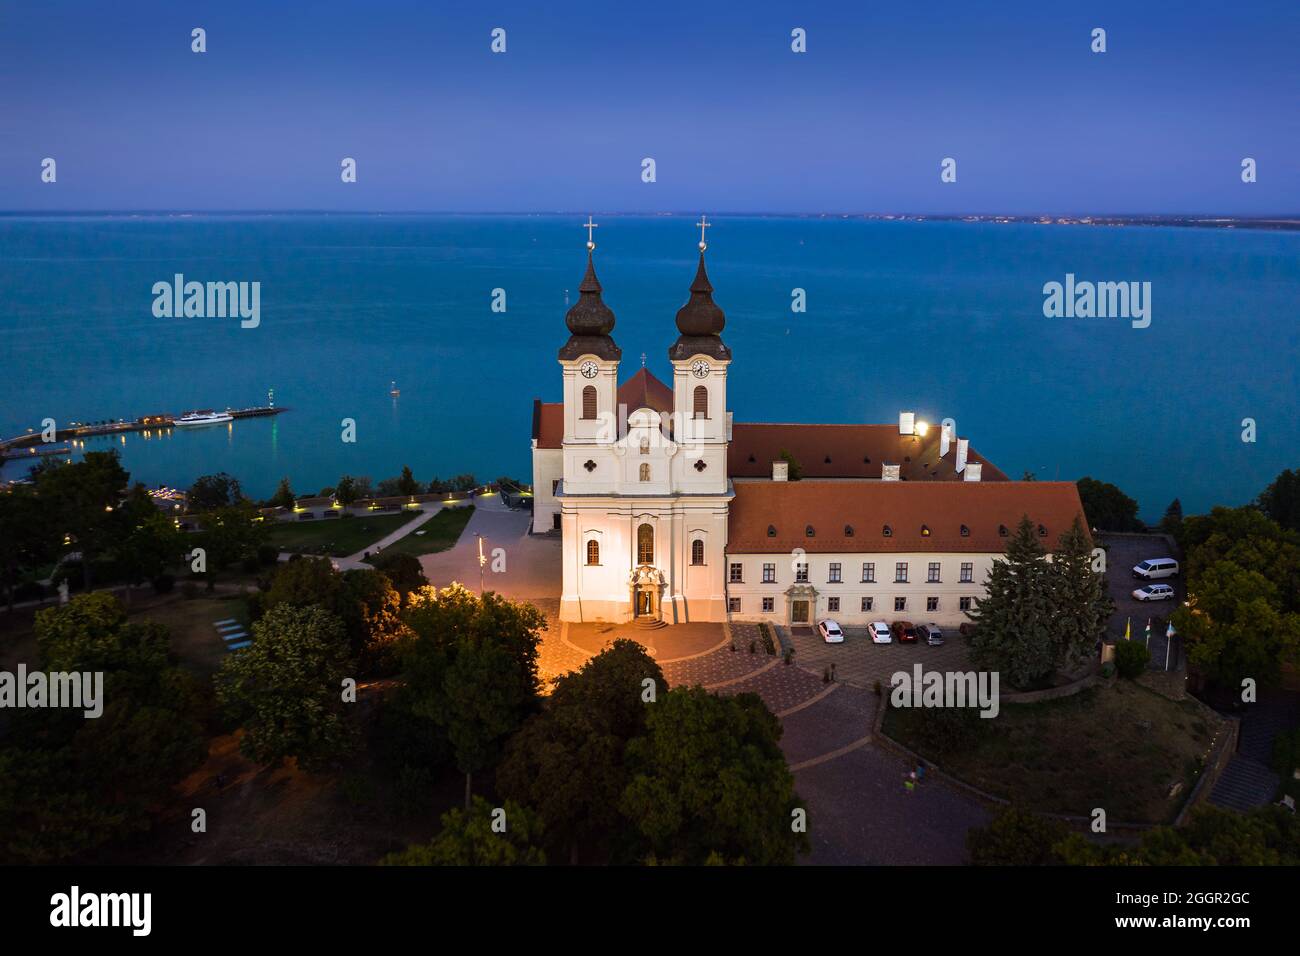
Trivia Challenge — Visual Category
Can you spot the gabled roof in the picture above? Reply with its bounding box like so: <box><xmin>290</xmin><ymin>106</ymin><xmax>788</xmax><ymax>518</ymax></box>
<box><xmin>728</xmin><ymin>480</ymin><xmax>1086</xmax><ymax>554</ymax></box>
<box><xmin>618</xmin><ymin>367</ymin><xmax>674</xmax><ymax>415</ymax></box>
<box><xmin>727</xmin><ymin>423</ymin><xmax>1008</xmax><ymax>481</ymax></box>
<box><xmin>532</xmin><ymin>399</ymin><xmax>563</xmax><ymax>448</ymax></box>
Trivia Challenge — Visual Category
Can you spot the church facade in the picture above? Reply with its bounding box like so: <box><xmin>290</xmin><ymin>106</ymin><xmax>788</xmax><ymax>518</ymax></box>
<box><xmin>531</xmin><ymin>226</ymin><xmax>1088</xmax><ymax>628</ymax></box>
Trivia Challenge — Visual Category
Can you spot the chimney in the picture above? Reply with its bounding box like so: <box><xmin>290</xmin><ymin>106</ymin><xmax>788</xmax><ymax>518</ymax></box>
<box><xmin>898</xmin><ymin>411</ymin><xmax>914</xmax><ymax>436</ymax></box>
<box><xmin>772</xmin><ymin>460</ymin><xmax>789</xmax><ymax>482</ymax></box>
<box><xmin>956</xmin><ymin>437</ymin><xmax>969</xmax><ymax>474</ymax></box>
<box><xmin>964</xmin><ymin>462</ymin><xmax>983</xmax><ymax>482</ymax></box>
<box><xmin>940</xmin><ymin>422</ymin><xmax>953</xmax><ymax>458</ymax></box>
<box><xmin>882</xmin><ymin>462</ymin><xmax>900</xmax><ymax>481</ymax></box>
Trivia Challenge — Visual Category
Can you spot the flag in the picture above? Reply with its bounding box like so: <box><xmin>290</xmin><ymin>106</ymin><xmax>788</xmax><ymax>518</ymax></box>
<box><xmin>1145</xmin><ymin>618</ymin><xmax>1151</xmax><ymax>646</ymax></box>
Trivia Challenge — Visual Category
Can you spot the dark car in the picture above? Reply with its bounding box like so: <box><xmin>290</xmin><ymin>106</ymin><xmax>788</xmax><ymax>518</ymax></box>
<box><xmin>891</xmin><ymin>620</ymin><xmax>917</xmax><ymax>643</ymax></box>
<box><xmin>917</xmin><ymin>623</ymin><xmax>945</xmax><ymax>646</ymax></box>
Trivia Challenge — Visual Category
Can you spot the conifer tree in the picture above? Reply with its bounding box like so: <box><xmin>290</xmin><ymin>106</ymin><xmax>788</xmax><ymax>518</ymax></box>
<box><xmin>968</xmin><ymin>515</ymin><xmax>1056</xmax><ymax>687</ymax></box>
<box><xmin>1050</xmin><ymin>516</ymin><xmax>1113</xmax><ymax>670</ymax></box>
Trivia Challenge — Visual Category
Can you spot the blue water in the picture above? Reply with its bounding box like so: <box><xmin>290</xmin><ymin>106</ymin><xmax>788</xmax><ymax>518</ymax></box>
<box><xmin>1</xmin><ymin>214</ymin><xmax>1296</xmax><ymax>517</ymax></box>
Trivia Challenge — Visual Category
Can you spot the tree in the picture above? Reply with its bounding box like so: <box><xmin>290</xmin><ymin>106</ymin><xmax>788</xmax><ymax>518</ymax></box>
<box><xmin>1258</xmin><ymin>468</ymin><xmax>1300</xmax><ymax>533</ymax></box>
<box><xmin>497</xmin><ymin>640</ymin><xmax>666</xmax><ymax>863</ymax></box>
<box><xmin>397</xmin><ymin>465</ymin><xmax>420</xmax><ymax>496</ymax></box>
<box><xmin>968</xmin><ymin>806</ymin><xmax>1069</xmax><ymax>865</ymax></box>
<box><xmin>368</xmin><ymin>552</ymin><xmax>428</xmax><ymax>602</ymax></box>
<box><xmin>187</xmin><ymin>472</ymin><xmax>243</xmax><ymax>511</ymax></box>
<box><xmin>968</xmin><ymin>516</ymin><xmax>1057</xmax><ymax>687</ymax></box>
<box><xmin>0</xmin><ymin>483</ymin><xmax>56</xmax><ymax>611</ymax></box>
<box><xmin>380</xmin><ymin>797</ymin><xmax>545</xmax><ymax>866</ymax></box>
<box><xmin>399</xmin><ymin>584</ymin><xmax>544</xmax><ymax>807</ymax></box>
<box><xmin>0</xmin><ymin>594</ymin><xmax>206</xmax><ymax>863</ymax></box>
<box><xmin>34</xmin><ymin>451</ymin><xmax>131</xmax><ymax>591</ymax></box>
<box><xmin>215</xmin><ymin>604</ymin><xmax>357</xmax><ymax>771</ymax></box>
<box><xmin>1050</xmin><ymin>517</ymin><xmax>1113</xmax><ymax>669</ymax></box>
<box><xmin>1113</xmin><ymin>640</ymin><xmax>1152</xmax><ymax>678</ymax></box>
<box><xmin>1158</xmin><ymin>498</ymin><xmax>1184</xmax><ymax>538</ymax></box>
<box><xmin>1181</xmin><ymin>506</ymin><xmax>1300</xmax><ymax>613</ymax></box>
<box><xmin>197</xmin><ymin>502</ymin><xmax>266</xmax><ymax>590</ymax></box>
<box><xmin>619</xmin><ymin>687</ymin><xmax>807</xmax><ymax>865</ymax></box>
<box><xmin>269</xmin><ymin>477</ymin><xmax>296</xmax><ymax>509</ymax></box>
<box><xmin>1172</xmin><ymin>560</ymin><xmax>1300</xmax><ymax>690</ymax></box>
<box><xmin>335</xmin><ymin>475</ymin><xmax>360</xmax><ymax>505</ymax></box>
<box><xmin>117</xmin><ymin>485</ymin><xmax>185</xmax><ymax>601</ymax></box>
<box><xmin>261</xmin><ymin>557</ymin><xmax>406</xmax><ymax>674</ymax></box>
<box><xmin>1075</xmin><ymin>476</ymin><xmax>1143</xmax><ymax>532</ymax></box>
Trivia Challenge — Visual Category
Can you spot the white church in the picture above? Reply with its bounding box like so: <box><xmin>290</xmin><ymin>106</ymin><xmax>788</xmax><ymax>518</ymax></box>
<box><xmin>531</xmin><ymin>221</ymin><xmax>1088</xmax><ymax>628</ymax></box>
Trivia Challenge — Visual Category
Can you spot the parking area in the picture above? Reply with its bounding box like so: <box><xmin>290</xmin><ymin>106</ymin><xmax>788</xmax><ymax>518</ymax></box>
<box><xmin>1099</xmin><ymin>533</ymin><xmax>1183</xmax><ymax>670</ymax></box>
<box><xmin>786</xmin><ymin>624</ymin><xmax>975</xmax><ymax>689</ymax></box>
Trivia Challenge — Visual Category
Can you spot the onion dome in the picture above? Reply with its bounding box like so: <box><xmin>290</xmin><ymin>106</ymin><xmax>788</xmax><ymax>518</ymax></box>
<box><xmin>669</xmin><ymin>252</ymin><xmax>731</xmax><ymax>361</ymax></box>
<box><xmin>559</xmin><ymin>252</ymin><xmax>621</xmax><ymax>362</ymax></box>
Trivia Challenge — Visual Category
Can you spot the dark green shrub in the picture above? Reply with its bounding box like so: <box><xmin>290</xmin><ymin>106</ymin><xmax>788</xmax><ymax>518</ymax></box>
<box><xmin>1114</xmin><ymin>641</ymin><xmax>1151</xmax><ymax>679</ymax></box>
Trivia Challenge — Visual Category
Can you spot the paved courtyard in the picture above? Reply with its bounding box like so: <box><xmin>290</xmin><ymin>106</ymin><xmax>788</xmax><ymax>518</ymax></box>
<box><xmin>417</xmin><ymin>501</ymin><xmax>987</xmax><ymax>863</ymax></box>
<box><xmin>1100</xmin><ymin>533</ymin><xmax>1184</xmax><ymax>671</ymax></box>
<box><xmin>785</xmin><ymin>624</ymin><xmax>976</xmax><ymax>690</ymax></box>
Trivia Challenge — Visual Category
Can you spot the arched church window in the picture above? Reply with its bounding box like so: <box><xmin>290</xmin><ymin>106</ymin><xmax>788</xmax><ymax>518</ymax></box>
<box><xmin>691</xmin><ymin>539</ymin><xmax>704</xmax><ymax>565</ymax></box>
<box><xmin>639</xmin><ymin>438</ymin><xmax>649</xmax><ymax>455</ymax></box>
<box><xmin>639</xmin><ymin>463</ymin><xmax>651</xmax><ymax>482</ymax></box>
<box><xmin>581</xmin><ymin>385</ymin><xmax>597</xmax><ymax>420</ymax></box>
<box><xmin>637</xmin><ymin>523</ymin><xmax>654</xmax><ymax>565</ymax></box>
<box><xmin>586</xmin><ymin>539</ymin><xmax>599</xmax><ymax>565</ymax></box>
<box><xmin>693</xmin><ymin>385</ymin><xmax>708</xmax><ymax>420</ymax></box>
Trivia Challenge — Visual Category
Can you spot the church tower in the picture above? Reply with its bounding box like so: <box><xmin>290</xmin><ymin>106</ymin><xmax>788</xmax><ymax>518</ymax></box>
<box><xmin>558</xmin><ymin>220</ymin><xmax>621</xmax><ymax>494</ymax></box>
<box><xmin>557</xmin><ymin>217</ymin><xmax>731</xmax><ymax>626</ymax></box>
<box><xmin>669</xmin><ymin>216</ymin><xmax>731</xmax><ymax>495</ymax></box>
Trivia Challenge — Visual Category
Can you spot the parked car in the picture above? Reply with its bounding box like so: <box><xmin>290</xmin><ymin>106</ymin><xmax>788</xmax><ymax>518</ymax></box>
<box><xmin>1133</xmin><ymin>583</ymin><xmax>1176</xmax><ymax>602</ymax></box>
<box><xmin>891</xmin><ymin>620</ymin><xmax>917</xmax><ymax>643</ymax></box>
<box><xmin>1132</xmin><ymin>557</ymin><xmax>1179</xmax><ymax>580</ymax></box>
<box><xmin>869</xmin><ymin>621</ymin><xmax>893</xmax><ymax>644</ymax></box>
<box><xmin>917</xmin><ymin>623</ymin><xmax>945</xmax><ymax>646</ymax></box>
<box><xmin>817</xmin><ymin>619</ymin><xmax>845</xmax><ymax>643</ymax></box>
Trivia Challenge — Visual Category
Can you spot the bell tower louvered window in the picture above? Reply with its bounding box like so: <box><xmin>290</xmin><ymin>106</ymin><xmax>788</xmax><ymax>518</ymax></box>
<box><xmin>693</xmin><ymin>385</ymin><xmax>708</xmax><ymax>419</ymax></box>
<box><xmin>581</xmin><ymin>385</ymin><xmax>597</xmax><ymax>420</ymax></box>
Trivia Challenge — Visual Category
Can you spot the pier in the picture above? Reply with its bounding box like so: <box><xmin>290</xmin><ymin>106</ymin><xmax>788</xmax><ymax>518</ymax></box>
<box><xmin>0</xmin><ymin>405</ymin><xmax>288</xmax><ymax>456</ymax></box>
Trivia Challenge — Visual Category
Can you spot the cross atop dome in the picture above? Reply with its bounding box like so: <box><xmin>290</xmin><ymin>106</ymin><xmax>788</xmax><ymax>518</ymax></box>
<box><xmin>669</xmin><ymin>217</ymin><xmax>731</xmax><ymax>362</ymax></box>
<box><xmin>558</xmin><ymin>218</ymin><xmax>620</xmax><ymax>362</ymax></box>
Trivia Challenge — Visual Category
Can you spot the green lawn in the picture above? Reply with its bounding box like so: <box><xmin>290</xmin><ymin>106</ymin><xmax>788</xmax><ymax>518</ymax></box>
<box><xmin>364</xmin><ymin>506</ymin><xmax>475</xmax><ymax>561</ymax></box>
<box><xmin>882</xmin><ymin>680</ymin><xmax>1227</xmax><ymax>824</ymax></box>
<box><xmin>265</xmin><ymin>511</ymin><xmax>420</xmax><ymax>557</ymax></box>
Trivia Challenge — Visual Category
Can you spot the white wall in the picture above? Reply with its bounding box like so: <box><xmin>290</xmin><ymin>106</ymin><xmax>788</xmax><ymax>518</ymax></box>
<box><xmin>723</xmin><ymin>550</ymin><xmax>998</xmax><ymax>627</ymax></box>
<box><xmin>530</xmin><ymin>444</ymin><xmax>562</xmax><ymax>532</ymax></box>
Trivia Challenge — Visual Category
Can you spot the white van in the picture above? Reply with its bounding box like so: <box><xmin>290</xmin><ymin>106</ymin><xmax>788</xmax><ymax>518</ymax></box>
<box><xmin>1132</xmin><ymin>558</ymin><xmax>1179</xmax><ymax>580</ymax></box>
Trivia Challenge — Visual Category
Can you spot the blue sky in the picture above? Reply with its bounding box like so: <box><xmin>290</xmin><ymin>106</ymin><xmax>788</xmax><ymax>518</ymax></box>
<box><xmin>1</xmin><ymin>0</ymin><xmax>1297</xmax><ymax>213</ymax></box>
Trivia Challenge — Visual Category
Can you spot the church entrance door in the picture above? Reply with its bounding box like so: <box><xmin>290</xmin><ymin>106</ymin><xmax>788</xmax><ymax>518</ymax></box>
<box><xmin>635</xmin><ymin>587</ymin><xmax>655</xmax><ymax>618</ymax></box>
<box><xmin>791</xmin><ymin>600</ymin><xmax>810</xmax><ymax>624</ymax></box>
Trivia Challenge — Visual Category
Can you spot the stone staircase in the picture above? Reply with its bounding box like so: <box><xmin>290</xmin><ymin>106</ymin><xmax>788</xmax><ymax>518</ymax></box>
<box><xmin>1209</xmin><ymin>756</ymin><xmax>1278</xmax><ymax>812</ymax></box>
<box><xmin>631</xmin><ymin>617</ymin><xmax>667</xmax><ymax>630</ymax></box>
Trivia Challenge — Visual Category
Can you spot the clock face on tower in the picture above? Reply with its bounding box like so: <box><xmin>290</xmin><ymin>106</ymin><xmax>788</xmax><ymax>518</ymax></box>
<box><xmin>579</xmin><ymin>361</ymin><xmax>599</xmax><ymax>379</ymax></box>
<box><xmin>691</xmin><ymin>360</ymin><xmax>710</xmax><ymax>378</ymax></box>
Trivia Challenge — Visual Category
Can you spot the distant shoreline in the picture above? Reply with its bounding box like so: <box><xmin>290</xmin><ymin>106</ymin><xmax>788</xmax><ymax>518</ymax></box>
<box><xmin>1</xmin><ymin>211</ymin><xmax>1299</xmax><ymax>232</ymax></box>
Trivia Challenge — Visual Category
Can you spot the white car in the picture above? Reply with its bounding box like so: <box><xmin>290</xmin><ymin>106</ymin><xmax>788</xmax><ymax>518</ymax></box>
<box><xmin>817</xmin><ymin>619</ymin><xmax>844</xmax><ymax>643</ymax></box>
<box><xmin>869</xmin><ymin>621</ymin><xmax>893</xmax><ymax>644</ymax></box>
<box><xmin>1133</xmin><ymin>558</ymin><xmax>1179</xmax><ymax>580</ymax></box>
<box><xmin>1133</xmin><ymin>583</ymin><xmax>1176</xmax><ymax>602</ymax></box>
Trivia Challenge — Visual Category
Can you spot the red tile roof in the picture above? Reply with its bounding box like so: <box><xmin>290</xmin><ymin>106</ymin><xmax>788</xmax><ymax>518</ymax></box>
<box><xmin>727</xmin><ymin>480</ymin><xmax>1087</xmax><ymax>554</ymax></box>
<box><xmin>532</xmin><ymin>399</ymin><xmax>564</xmax><ymax>448</ymax></box>
<box><xmin>728</xmin><ymin>423</ymin><xmax>1007</xmax><ymax>481</ymax></box>
<box><xmin>618</xmin><ymin>367</ymin><xmax>675</xmax><ymax>414</ymax></box>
